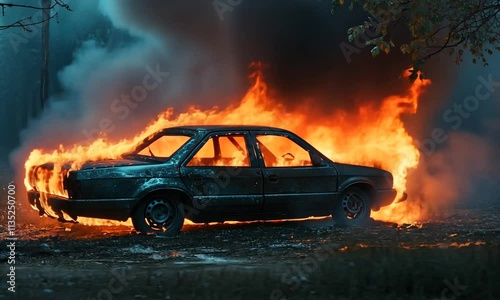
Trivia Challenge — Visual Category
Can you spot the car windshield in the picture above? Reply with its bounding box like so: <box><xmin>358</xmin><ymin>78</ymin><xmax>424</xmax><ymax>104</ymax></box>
<box><xmin>124</xmin><ymin>133</ymin><xmax>192</xmax><ymax>162</ymax></box>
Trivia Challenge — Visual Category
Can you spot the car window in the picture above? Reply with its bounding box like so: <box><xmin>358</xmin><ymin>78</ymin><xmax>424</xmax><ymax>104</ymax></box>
<box><xmin>137</xmin><ymin>135</ymin><xmax>191</xmax><ymax>159</ymax></box>
<box><xmin>256</xmin><ymin>135</ymin><xmax>313</xmax><ymax>167</ymax></box>
<box><xmin>187</xmin><ymin>135</ymin><xmax>250</xmax><ymax>167</ymax></box>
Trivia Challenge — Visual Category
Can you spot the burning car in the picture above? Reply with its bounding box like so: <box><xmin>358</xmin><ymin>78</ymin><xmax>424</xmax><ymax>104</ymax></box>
<box><xmin>27</xmin><ymin>125</ymin><xmax>400</xmax><ymax>235</ymax></box>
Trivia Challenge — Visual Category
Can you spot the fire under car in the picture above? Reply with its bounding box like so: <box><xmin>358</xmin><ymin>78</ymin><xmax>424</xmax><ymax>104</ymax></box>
<box><xmin>27</xmin><ymin>125</ymin><xmax>401</xmax><ymax>236</ymax></box>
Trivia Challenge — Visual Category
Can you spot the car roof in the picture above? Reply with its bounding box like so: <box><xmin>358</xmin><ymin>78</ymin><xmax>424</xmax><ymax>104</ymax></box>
<box><xmin>166</xmin><ymin>125</ymin><xmax>290</xmax><ymax>133</ymax></box>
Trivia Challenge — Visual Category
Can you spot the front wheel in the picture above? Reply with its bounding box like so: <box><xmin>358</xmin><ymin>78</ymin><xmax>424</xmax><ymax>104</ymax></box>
<box><xmin>132</xmin><ymin>194</ymin><xmax>184</xmax><ymax>236</ymax></box>
<box><xmin>333</xmin><ymin>187</ymin><xmax>371</xmax><ymax>226</ymax></box>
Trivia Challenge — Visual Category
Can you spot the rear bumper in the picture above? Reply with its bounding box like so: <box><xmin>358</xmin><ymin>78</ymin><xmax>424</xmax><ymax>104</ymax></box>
<box><xmin>372</xmin><ymin>189</ymin><xmax>399</xmax><ymax>211</ymax></box>
<box><xmin>27</xmin><ymin>190</ymin><xmax>136</xmax><ymax>221</ymax></box>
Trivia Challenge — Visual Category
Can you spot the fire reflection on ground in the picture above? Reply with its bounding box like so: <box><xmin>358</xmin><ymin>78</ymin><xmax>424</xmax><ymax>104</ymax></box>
<box><xmin>6</xmin><ymin>208</ymin><xmax>498</xmax><ymax>250</ymax></box>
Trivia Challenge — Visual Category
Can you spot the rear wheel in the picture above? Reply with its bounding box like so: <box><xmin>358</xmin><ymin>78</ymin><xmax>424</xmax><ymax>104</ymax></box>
<box><xmin>333</xmin><ymin>187</ymin><xmax>371</xmax><ymax>226</ymax></box>
<box><xmin>132</xmin><ymin>194</ymin><xmax>184</xmax><ymax>236</ymax></box>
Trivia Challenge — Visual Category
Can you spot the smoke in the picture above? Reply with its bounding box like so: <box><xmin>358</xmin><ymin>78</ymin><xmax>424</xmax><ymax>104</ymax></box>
<box><xmin>98</xmin><ymin>0</ymin><xmax>426</xmax><ymax>109</ymax></box>
<box><xmin>408</xmin><ymin>57</ymin><xmax>500</xmax><ymax>213</ymax></box>
<box><xmin>7</xmin><ymin>0</ymin><xmax>499</xmax><ymax>220</ymax></box>
<box><xmin>408</xmin><ymin>132</ymin><xmax>499</xmax><ymax>217</ymax></box>
<box><xmin>10</xmin><ymin>0</ymin><xmax>413</xmax><ymax>163</ymax></box>
<box><xmin>9</xmin><ymin>0</ymin><xmax>247</xmax><ymax>221</ymax></box>
<box><xmin>10</xmin><ymin>0</ymin><xmax>243</xmax><ymax>166</ymax></box>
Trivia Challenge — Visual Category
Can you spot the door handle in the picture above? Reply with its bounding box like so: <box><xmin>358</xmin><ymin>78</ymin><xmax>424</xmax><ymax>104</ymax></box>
<box><xmin>268</xmin><ymin>174</ymin><xmax>279</xmax><ymax>183</ymax></box>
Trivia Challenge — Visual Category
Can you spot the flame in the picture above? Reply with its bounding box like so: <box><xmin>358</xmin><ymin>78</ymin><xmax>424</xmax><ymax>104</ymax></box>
<box><xmin>24</xmin><ymin>64</ymin><xmax>430</xmax><ymax>226</ymax></box>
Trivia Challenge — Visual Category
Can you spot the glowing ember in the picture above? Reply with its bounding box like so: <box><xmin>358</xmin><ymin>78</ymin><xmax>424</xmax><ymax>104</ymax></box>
<box><xmin>24</xmin><ymin>64</ymin><xmax>430</xmax><ymax>226</ymax></box>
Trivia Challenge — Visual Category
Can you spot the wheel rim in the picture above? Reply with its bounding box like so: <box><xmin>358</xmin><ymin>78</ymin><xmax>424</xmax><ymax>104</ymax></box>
<box><xmin>341</xmin><ymin>192</ymin><xmax>365</xmax><ymax>220</ymax></box>
<box><xmin>145</xmin><ymin>198</ymin><xmax>175</xmax><ymax>231</ymax></box>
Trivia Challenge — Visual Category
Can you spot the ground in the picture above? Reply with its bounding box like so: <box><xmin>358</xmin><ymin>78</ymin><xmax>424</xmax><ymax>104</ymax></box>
<box><xmin>3</xmin><ymin>119</ymin><xmax>498</xmax><ymax>299</ymax></box>
<box><xmin>0</xmin><ymin>202</ymin><xmax>499</xmax><ymax>300</ymax></box>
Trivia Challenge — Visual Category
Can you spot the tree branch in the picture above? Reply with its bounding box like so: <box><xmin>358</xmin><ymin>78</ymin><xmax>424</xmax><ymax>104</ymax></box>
<box><xmin>0</xmin><ymin>0</ymin><xmax>71</xmax><ymax>31</ymax></box>
<box><xmin>0</xmin><ymin>0</ymin><xmax>70</xmax><ymax>12</ymax></box>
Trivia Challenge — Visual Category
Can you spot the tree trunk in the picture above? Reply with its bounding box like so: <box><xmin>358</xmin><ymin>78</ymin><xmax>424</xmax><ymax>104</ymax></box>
<box><xmin>40</xmin><ymin>0</ymin><xmax>51</xmax><ymax>111</ymax></box>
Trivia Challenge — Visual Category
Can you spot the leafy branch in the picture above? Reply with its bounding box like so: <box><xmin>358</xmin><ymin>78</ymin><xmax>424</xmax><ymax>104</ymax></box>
<box><xmin>332</xmin><ymin>0</ymin><xmax>500</xmax><ymax>80</ymax></box>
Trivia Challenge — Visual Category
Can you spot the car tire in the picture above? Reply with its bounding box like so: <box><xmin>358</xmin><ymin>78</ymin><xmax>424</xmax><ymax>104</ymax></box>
<box><xmin>333</xmin><ymin>187</ymin><xmax>371</xmax><ymax>226</ymax></box>
<box><xmin>132</xmin><ymin>194</ymin><xmax>185</xmax><ymax>236</ymax></box>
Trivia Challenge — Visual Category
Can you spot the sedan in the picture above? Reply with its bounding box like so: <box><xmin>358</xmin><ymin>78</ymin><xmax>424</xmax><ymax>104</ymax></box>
<box><xmin>27</xmin><ymin>125</ymin><xmax>398</xmax><ymax>235</ymax></box>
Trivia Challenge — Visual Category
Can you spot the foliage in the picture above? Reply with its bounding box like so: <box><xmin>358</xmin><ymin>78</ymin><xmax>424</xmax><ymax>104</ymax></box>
<box><xmin>332</xmin><ymin>0</ymin><xmax>500</xmax><ymax>80</ymax></box>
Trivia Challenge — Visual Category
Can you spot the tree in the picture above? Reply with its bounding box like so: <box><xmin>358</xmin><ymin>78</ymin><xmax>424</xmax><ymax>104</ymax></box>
<box><xmin>0</xmin><ymin>1</ymin><xmax>71</xmax><ymax>131</ymax></box>
<box><xmin>0</xmin><ymin>0</ymin><xmax>71</xmax><ymax>31</ymax></box>
<box><xmin>40</xmin><ymin>0</ymin><xmax>51</xmax><ymax>110</ymax></box>
<box><xmin>332</xmin><ymin>0</ymin><xmax>500</xmax><ymax>80</ymax></box>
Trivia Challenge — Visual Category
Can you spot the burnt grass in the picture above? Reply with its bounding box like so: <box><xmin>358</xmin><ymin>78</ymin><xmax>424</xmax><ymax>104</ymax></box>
<box><xmin>0</xmin><ymin>200</ymin><xmax>499</xmax><ymax>300</ymax></box>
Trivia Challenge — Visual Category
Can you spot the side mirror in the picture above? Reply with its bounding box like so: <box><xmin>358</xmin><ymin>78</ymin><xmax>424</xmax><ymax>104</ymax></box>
<box><xmin>311</xmin><ymin>152</ymin><xmax>326</xmax><ymax>166</ymax></box>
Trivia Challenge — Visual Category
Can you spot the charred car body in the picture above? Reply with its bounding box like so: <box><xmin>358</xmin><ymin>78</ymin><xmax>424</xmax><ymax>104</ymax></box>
<box><xmin>27</xmin><ymin>126</ymin><xmax>398</xmax><ymax>235</ymax></box>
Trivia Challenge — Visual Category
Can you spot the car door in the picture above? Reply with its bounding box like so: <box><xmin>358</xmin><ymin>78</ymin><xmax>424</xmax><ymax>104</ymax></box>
<box><xmin>180</xmin><ymin>131</ymin><xmax>263</xmax><ymax>215</ymax></box>
<box><xmin>253</xmin><ymin>131</ymin><xmax>337</xmax><ymax>217</ymax></box>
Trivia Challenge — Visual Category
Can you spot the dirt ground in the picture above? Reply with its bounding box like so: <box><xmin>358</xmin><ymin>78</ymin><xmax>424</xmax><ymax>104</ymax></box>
<box><xmin>1</xmin><ymin>201</ymin><xmax>499</xmax><ymax>300</ymax></box>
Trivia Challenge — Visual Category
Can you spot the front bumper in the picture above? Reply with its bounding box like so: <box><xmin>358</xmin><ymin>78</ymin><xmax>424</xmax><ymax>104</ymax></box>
<box><xmin>27</xmin><ymin>190</ymin><xmax>137</xmax><ymax>222</ymax></box>
<box><xmin>372</xmin><ymin>189</ymin><xmax>401</xmax><ymax>211</ymax></box>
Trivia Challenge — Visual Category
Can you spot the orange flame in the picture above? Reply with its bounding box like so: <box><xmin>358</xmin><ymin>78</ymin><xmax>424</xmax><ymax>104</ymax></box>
<box><xmin>24</xmin><ymin>65</ymin><xmax>430</xmax><ymax>226</ymax></box>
